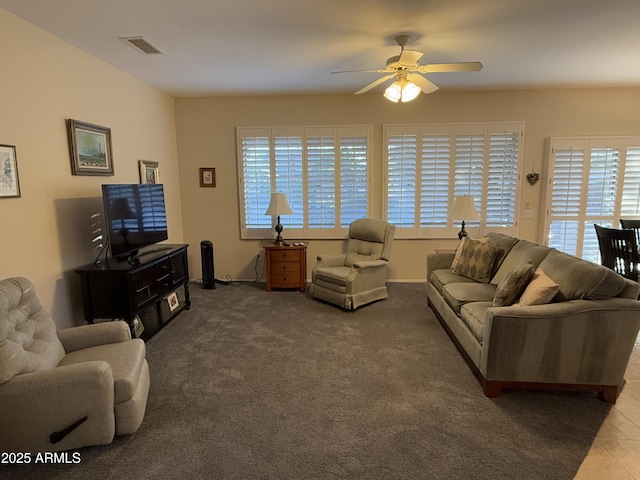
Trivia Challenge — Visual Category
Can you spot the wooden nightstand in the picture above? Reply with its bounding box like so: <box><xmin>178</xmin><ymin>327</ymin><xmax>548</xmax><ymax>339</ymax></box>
<box><xmin>264</xmin><ymin>244</ymin><xmax>307</xmax><ymax>292</ymax></box>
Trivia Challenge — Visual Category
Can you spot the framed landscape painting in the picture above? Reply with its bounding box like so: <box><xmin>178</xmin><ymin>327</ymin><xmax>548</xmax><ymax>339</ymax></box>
<box><xmin>67</xmin><ymin>119</ymin><xmax>114</xmax><ymax>176</ymax></box>
<box><xmin>0</xmin><ymin>144</ymin><xmax>20</xmax><ymax>198</ymax></box>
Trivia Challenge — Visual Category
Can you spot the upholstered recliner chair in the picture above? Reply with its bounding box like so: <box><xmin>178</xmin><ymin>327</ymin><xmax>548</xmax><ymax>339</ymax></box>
<box><xmin>310</xmin><ymin>218</ymin><xmax>395</xmax><ymax>310</ymax></box>
<box><xmin>0</xmin><ymin>277</ymin><xmax>150</xmax><ymax>452</ymax></box>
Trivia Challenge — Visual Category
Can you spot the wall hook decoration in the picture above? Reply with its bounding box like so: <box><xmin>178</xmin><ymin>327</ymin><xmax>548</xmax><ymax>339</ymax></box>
<box><xmin>526</xmin><ymin>170</ymin><xmax>540</xmax><ymax>185</ymax></box>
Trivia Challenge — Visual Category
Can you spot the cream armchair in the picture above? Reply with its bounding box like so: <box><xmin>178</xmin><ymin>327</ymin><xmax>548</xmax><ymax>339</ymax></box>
<box><xmin>0</xmin><ymin>277</ymin><xmax>150</xmax><ymax>452</ymax></box>
<box><xmin>310</xmin><ymin>218</ymin><xmax>396</xmax><ymax>310</ymax></box>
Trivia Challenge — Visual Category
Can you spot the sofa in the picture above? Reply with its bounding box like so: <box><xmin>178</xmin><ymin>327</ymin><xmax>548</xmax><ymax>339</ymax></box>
<box><xmin>426</xmin><ymin>232</ymin><xmax>640</xmax><ymax>402</ymax></box>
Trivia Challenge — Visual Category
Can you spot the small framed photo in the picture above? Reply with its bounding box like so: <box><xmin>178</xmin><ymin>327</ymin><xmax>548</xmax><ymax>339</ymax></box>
<box><xmin>199</xmin><ymin>167</ymin><xmax>216</xmax><ymax>187</ymax></box>
<box><xmin>166</xmin><ymin>292</ymin><xmax>179</xmax><ymax>312</ymax></box>
<box><xmin>0</xmin><ymin>144</ymin><xmax>20</xmax><ymax>198</ymax></box>
<box><xmin>139</xmin><ymin>160</ymin><xmax>160</xmax><ymax>184</ymax></box>
<box><xmin>67</xmin><ymin>119</ymin><xmax>114</xmax><ymax>176</ymax></box>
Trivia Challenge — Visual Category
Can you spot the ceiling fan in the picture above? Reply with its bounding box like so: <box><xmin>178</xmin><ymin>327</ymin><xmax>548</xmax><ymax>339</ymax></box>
<box><xmin>332</xmin><ymin>35</ymin><xmax>483</xmax><ymax>102</ymax></box>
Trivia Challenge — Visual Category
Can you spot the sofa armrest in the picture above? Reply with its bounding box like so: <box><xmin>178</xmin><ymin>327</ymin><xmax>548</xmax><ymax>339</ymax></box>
<box><xmin>480</xmin><ymin>298</ymin><xmax>640</xmax><ymax>385</ymax></box>
<box><xmin>57</xmin><ymin>321</ymin><xmax>131</xmax><ymax>353</ymax></box>
<box><xmin>426</xmin><ymin>253</ymin><xmax>455</xmax><ymax>283</ymax></box>
<box><xmin>0</xmin><ymin>362</ymin><xmax>116</xmax><ymax>451</ymax></box>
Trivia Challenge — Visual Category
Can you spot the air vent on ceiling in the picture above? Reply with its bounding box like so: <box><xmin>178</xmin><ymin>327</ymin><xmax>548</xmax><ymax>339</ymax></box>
<box><xmin>120</xmin><ymin>36</ymin><xmax>164</xmax><ymax>55</ymax></box>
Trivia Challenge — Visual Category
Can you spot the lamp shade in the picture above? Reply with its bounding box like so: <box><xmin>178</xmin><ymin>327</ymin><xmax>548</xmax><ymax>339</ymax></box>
<box><xmin>450</xmin><ymin>196</ymin><xmax>481</xmax><ymax>221</ymax></box>
<box><xmin>264</xmin><ymin>192</ymin><xmax>293</xmax><ymax>216</ymax></box>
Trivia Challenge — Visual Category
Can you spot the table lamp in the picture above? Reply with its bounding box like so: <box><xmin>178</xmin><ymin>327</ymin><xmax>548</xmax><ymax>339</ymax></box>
<box><xmin>451</xmin><ymin>196</ymin><xmax>481</xmax><ymax>240</ymax></box>
<box><xmin>264</xmin><ymin>192</ymin><xmax>293</xmax><ymax>244</ymax></box>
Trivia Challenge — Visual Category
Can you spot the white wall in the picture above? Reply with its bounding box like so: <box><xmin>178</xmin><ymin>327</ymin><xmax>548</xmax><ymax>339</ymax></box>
<box><xmin>175</xmin><ymin>88</ymin><xmax>640</xmax><ymax>283</ymax></box>
<box><xmin>0</xmin><ymin>9</ymin><xmax>184</xmax><ymax>328</ymax></box>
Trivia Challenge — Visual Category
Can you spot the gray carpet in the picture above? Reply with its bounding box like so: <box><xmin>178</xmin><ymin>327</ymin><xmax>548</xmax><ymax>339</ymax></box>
<box><xmin>7</xmin><ymin>282</ymin><xmax>609</xmax><ymax>479</ymax></box>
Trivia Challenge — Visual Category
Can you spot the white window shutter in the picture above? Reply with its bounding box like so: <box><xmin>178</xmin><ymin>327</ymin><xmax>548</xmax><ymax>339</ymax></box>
<box><xmin>340</xmin><ymin>134</ymin><xmax>369</xmax><ymax>227</ymax></box>
<box><xmin>621</xmin><ymin>147</ymin><xmax>640</xmax><ymax>216</ymax></box>
<box><xmin>241</xmin><ymin>136</ymin><xmax>272</xmax><ymax>228</ymax></box>
<box><xmin>307</xmin><ymin>135</ymin><xmax>335</xmax><ymax>228</ymax></box>
<box><xmin>420</xmin><ymin>134</ymin><xmax>450</xmax><ymax>227</ymax></box>
<box><xmin>387</xmin><ymin>134</ymin><xmax>417</xmax><ymax>228</ymax></box>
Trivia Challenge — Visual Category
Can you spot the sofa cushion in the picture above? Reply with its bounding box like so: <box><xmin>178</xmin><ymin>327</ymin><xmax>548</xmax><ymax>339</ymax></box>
<box><xmin>314</xmin><ymin>266</ymin><xmax>351</xmax><ymax>288</ymax></box>
<box><xmin>493</xmin><ymin>262</ymin><xmax>536</xmax><ymax>306</ymax></box>
<box><xmin>518</xmin><ymin>269</ymin><xmax>560</xmax><ymax>306</ymax></box>
<box><xmin>442</xmin><ymin>283</ymin><xmax>497</xmax><ymax>314</ymax></box>
<box><xmin>539</xmin><ymin>249</ymin><xmax>626</xmax><ymax>301</ymax></box>
<box><xmin>485</xmin><ymin>233</ymin><xmax>520</xmax><ymax>278</ymax></box>
<box><xmin>453</xmin><ymin>238</ymin><xmax>498</xmax><ymax>283</ymax></box>
<box><xmin>430</xmin><ymin>269</ymin><xmax>478</xmax><ymax>294</ymax></box>
<box><xmin>460</xmin><ymin>302</ymin><xmax>493</xmax><ymax>343</ymax></box>
<box><xmin>490</xmin><ymin>239</ymin><xmax>550</xmax><ymax>286</ymax></box>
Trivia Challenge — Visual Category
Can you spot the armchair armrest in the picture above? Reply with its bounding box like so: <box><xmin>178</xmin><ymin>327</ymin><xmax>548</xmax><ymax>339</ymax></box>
<box><xmin>0</xmin><ymin>362</ymin><xmax>116</xmax><ymax>451</ymax></box>
<box><xmin>352</xmin><ymin>259</ymin><xmax>388</xmax><ymax>270</ymax></box>
<box><xmin>314</xmin><ymin>254</ymin><xmax>346</xmax><ymax>268</ymax></box>
<box><xmin>57</xmin><ymin>321</ymin><xmax>131</xmax><ymax>353</ymax></box>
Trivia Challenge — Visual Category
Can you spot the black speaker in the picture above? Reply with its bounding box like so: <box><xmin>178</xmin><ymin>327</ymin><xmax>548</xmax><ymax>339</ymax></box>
<box><xmin>200</xmin><ymin>240</ymin><xmax>215</xmax><ymax>289</ymax></box>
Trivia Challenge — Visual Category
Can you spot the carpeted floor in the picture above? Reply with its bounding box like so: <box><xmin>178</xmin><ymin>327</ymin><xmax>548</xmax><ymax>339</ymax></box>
<box><xmin>7</xmin><ymin>282</ymin><xmax>610</xmax><ymax>479</ymax></box>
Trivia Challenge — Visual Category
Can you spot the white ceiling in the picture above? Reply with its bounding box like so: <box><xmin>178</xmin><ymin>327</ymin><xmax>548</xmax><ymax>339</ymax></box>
<box><xmin>2</xmin><ymin>0</ymin><xmax>640</xmax><ymax>97</ymax></box>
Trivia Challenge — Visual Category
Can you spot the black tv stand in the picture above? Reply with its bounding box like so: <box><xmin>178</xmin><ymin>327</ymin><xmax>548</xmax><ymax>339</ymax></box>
<box><xmin>76</xmin><ymin>244</ymin><xmax>190</xmax><ymax>340</ymax></box>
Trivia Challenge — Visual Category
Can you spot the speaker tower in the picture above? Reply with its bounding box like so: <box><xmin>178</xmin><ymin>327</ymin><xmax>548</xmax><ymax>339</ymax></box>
<box><xmin>200</xmin><ymin>240</ymin><xmax>215</xmax><ymax>289</ymax></box>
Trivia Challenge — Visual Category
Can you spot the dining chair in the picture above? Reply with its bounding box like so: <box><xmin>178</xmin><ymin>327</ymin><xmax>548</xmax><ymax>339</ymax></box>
<box><xmin>620</xmin><ymin>219</ymin><xmax>640</xmax><ymax>250</ymax></box>
<box><xmin>594</xmin><ymin>224</ymin><xmax>639</xmax><ymax>281</ymax></box>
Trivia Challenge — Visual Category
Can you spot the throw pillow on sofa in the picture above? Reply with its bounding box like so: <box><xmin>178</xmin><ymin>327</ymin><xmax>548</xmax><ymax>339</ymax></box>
<box><xmin>493</xmin><ymin>262</ymin><xmax>535</xmax><ymax>306</ymax></box>
<box><xmin>453</xmin><ymin>237</ymin><xmax>498</xmax><ymax>283</ymax></box>
<box><xmin>451</xmin><ymin>236</ymin><xmax>489</xmax><ymax>270</ymax></box>
<box><xmin>518</xmin><ymin>268</ymin><xmax>560</xmax><ymax>306</ymax></box>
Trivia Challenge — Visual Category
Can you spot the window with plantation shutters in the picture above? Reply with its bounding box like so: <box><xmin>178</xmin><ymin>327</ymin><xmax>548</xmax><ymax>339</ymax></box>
<box><xmin>545</xmin><ymin>137</ymin><xmax>640</xmax><ymax>262</ymax></box>
<box><xmin>384</xmin><ymin>122</ymin><xmax>524</xmax><ymax>238</ymax></box>
<box><xmin>237</xmin><ymin>126</ymin><xmax>371</xmax><ymax>239</ymax></box>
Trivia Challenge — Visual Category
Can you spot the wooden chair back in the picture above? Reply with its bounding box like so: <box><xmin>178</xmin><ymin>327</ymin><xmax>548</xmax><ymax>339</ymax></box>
<box><xmin>594</xmin><ymin>224</ymin><xmax>639</xmax><ymax>281</ymax></box>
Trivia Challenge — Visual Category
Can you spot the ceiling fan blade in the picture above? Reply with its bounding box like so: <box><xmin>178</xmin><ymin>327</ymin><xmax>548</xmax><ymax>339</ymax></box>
<box><xmin>331</xmin><ymin>68</ymin><xmax>390</xmax><ymax>74</ymax></box>
<box><xmin>407</xmin><ymin>73</ymin><xmax>439</xmax><ymax>94</ymax></box>
<box><xmin>355</xmin><ymin>74</ymin><xmax>396</xmax><ymax>94</ymax></box>
<box><xmin>398</xmin><ymin>49</ymin><xmax>423</xmax><ymax>65</ymax></box>
<box><xmin>418</xmin><ymin>62</ymin><xmax>483</xmax><ymax>73</ymax></box>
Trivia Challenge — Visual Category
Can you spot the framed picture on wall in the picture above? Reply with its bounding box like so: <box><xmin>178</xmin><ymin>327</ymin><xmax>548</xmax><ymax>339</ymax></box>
<box><xmin>139</xmin><ymin>160</ymin><xmax>160</xmax><ymax>184</ymax></box>
<box><xmin>0</xmin><ymin>144</ymin><xmax>20</xmax><ymax>198</ymax></box>
<box><xmin>199</xmin><ymin>167</ymin><xmax>216</xmax><ymax>187</ymax></box>
<box><xmin>67</xmin><ymin>119</ymin><xmax>114</xmax><ymax>176</ymax></box>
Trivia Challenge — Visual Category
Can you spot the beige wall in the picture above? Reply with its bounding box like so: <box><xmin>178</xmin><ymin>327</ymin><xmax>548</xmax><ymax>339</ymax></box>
<box><xmin>3</xmin><ymin>6</ymin><xmax>640</xmax><ymax>324</ymax></box>
<box><xmin>0</xmin><ymin>9</ymin><xmax>184</xmax><ymax>328</ymax></box>
<box><xmin>175</xmin><ymin>88</ymin><xmax>640</xmax><ymax>283</ymax></box>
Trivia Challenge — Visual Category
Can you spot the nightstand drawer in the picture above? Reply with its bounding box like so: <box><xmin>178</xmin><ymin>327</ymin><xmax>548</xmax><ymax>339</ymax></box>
<box><xmin>270</xmin><ymin>262</ymin><xmax>300</xmax><ymax>274</ymax></box>
<box><xmin>270</xmin><ymin>274</ymin><xmax>300</xmax><ymax>288</ymax></box>
<box><xmin>269</xmin><ymin>249</ymin><xmax>301</xmax><ymax>262</ymax></box>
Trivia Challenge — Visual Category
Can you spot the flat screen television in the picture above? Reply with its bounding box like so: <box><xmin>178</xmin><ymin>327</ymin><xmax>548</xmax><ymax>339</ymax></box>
<box><xmin>102</xmin><ymin>183</ymin><xmax>168</xmax><ymax>261</ymax></box>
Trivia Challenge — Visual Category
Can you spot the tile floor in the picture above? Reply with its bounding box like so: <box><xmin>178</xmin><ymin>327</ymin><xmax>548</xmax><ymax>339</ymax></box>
<box><xmin>575</xmin><ymin>334</ymin><xmax>640</xmax><ymax>479</ymax></box>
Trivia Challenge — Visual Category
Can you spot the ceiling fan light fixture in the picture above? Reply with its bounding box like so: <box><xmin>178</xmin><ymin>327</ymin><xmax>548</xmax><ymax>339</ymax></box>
<box><xmin>402</xmin><ymin>81</ymin><xmax>420</xmax><ymax>102</ymax></box>
<box><xmin>383</xmin><ymin>81</ymin><xmax>402</xmax><ymax>102</ymax></box>
<box><xmin>384</xmin><ymin>79</ymin><xmax>420</xmax><ymax>103</ymax></box>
